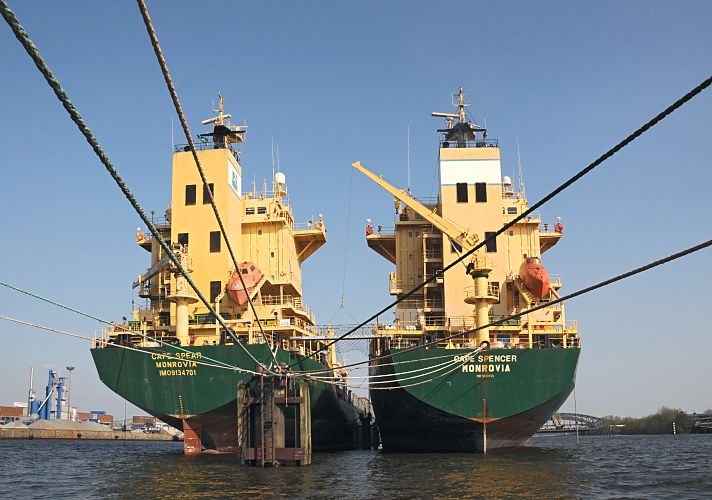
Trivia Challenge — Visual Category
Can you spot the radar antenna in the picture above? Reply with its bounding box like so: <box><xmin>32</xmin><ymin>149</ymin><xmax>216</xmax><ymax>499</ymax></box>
<box><xmin>197</xmin><ymin>93</ymin><xmax>247</xmax><ymax>148</ymax></box>
<box><xmin>432</xmin><ymin>86</ymin><xmax>486</xmax><ymax>146</ymax></box>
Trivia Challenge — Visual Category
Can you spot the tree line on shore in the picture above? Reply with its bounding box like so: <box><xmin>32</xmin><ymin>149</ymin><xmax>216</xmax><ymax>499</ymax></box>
<box><xmin>601</xmin><ymin>407</ymin><xmax>711</xmax><ymax>434</ymax></box>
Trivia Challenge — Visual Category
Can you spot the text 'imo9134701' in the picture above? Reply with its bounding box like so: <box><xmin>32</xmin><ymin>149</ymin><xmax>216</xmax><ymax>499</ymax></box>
<box><xmin>91</xmin><ymin>96</ymin><xmax>370</xmax><ymax>463</ymax></box>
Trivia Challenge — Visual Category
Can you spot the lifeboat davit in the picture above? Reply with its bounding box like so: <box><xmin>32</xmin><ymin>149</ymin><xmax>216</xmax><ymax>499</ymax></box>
<box><xmin>227</xmin><ymin>262</ymin><xmax>264</xmax><ymax>306</ymax></box>
<box><xmin>519</xmin><ymin>257</ymin><xmax>550</xmax><ymax>300</ymax></box>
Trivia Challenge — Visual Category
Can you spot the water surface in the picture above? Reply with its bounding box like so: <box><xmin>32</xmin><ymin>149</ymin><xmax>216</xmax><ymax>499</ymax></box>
<box><xmin>1</xmin><ymin>434</ymin><xmax>709</xmax><ymax>498</ymax></box>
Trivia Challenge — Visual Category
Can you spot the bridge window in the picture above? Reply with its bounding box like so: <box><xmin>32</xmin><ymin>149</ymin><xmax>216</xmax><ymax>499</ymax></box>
<box><xmin>507</xmin><ymin>206</ymin><xmax>517</xmax><ymax>214</ymax></box>
<box><xmin>456</xmin><ymin>183</ymin><xmax>468</xmax><ymax>203</ymax></box>
<box><xmin>177</xmin><ymin>233</ymin><xmax>189</xmax><ymax>246</ymax></box>
<box><xmin>257</xmin><ymin>206</ymin><xmax>267</xmax><ymax>215</ymax></box>
<box><xmin>485</xmin><ymin>231</ymin><xmax>497</xmax><ymax>252</ymax></box>
<box><xmin>210</xmin><ymin>231</ymin><xmax>221</xmax><ymax>253</ymax></box>
<box><xmin>202</xmin><ymin>183</ymin><xmax>215</xmax><ymax>204</ymax></box>
<box><xmin>475</xmin><ymin>183</ymin><xmax>487</xmax><ymax>202</ymax></box>
<box><xmin>245</xmin><ymin>207</ymin><xmax>255</xmax><ymax>215</ymax></box>
<box><xmin>210</xmin><ymin>281</ymin><xmax>221</xmax><ymax>303</ymax></box>
<box><xmin>185</xmin><ymin>185</ymin><xmax>196</xmax><ymax>205</ymax></box>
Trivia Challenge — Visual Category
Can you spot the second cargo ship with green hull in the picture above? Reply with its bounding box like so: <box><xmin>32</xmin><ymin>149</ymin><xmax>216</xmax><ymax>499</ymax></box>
<box><xmin>359</xmin><ymin>87</ymin><xmax>581</xmax><ymax>451</ymax></box>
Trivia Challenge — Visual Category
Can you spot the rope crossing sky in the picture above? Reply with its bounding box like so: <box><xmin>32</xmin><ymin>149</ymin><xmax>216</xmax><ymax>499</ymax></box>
<box><xmin>135</xmin><ymin>0</ymin><xmax>278</xmax><ymax>370</ymax></box>
<box><xmin>0</xmin><ymin>0</ymin><xmax>272</xmax><ymax>374</ymax></box>
<box><xmin>2</xmin><ymin>0</ymin><xmax>711</xmax><ymax>386</ymax></box>
<box><xmin>290</xmin><ymin>71</ymin><xmax>712</xmax><ymax>368</ymax></box>
<box><xmin>288</xmin><ymin>236</ymin><xmax>712</xmax><ymax>375</ymax></box>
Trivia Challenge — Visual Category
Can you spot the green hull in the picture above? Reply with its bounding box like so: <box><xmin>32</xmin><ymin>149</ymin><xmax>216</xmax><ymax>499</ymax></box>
<box><xmin>370</xmin><ymin>347</ymin><xmax>580</xmax><ymax>451</ymax></box>
<box><xmin>91</xmin><ymin>344</ymin><xmax>362</xmax><ymax>452</ymax></box>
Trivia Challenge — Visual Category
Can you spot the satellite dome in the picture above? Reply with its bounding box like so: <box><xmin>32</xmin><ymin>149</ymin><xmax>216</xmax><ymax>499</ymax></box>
<box><xmin>275</xmin><ymin>172</ymin><xmax>286</xmax><ymax>185</ymax></box>
<box><xmin>502</xmin><ymin>176</ymin><xmax>512</xmax><ymax>185</ymax></box>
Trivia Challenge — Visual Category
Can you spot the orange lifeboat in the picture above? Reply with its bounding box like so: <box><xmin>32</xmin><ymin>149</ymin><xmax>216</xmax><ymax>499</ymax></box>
<box><xmin>227</xmin><ymin>262</ymin><xmax>264</xmax><ymax>306</ymax></box>
<box><xmin>519</xmin><ymin>257</ymin><xmax>550</xmax><ymax>300</ymax></box>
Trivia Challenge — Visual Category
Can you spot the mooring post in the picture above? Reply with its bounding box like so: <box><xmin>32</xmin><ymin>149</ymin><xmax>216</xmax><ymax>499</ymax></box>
<box><xmin>236</xmin><ymin>382</ymin><xmax>248</xmax><ymax>463</ymax></box>
<box><xmin>299</xmin><ymin>379</ymin><xmax>312</xmax><ymax>465</ymax></box>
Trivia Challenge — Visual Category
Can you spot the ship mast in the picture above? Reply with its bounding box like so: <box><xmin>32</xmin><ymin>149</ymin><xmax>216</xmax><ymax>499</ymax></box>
<box><xmin>455</xmin><ymin>85</ymin><xmax>468</xmax><ymax>124</ymax></box>
<box><xmin>199</xmin><ymin>93</ymin><xmax>247</xmax><ymax>148</ymax></box>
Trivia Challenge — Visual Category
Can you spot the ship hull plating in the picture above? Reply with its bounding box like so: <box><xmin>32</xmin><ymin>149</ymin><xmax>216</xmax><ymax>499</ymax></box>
<box><xmin>91</xmin><ymin>344</ymin><xmax>362</xmax><ymax>453</ymax></box>
<box><xmin>370</xmin><ymin>347</ymin><xmax>579</xmax><ymax>452</ymax></box>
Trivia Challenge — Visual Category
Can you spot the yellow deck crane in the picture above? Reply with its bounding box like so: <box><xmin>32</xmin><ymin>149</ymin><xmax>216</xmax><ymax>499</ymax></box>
<box><xmin>352</xmin><ymin>161</ymin><xmax>496</xmax><ymax>344</ymax></box>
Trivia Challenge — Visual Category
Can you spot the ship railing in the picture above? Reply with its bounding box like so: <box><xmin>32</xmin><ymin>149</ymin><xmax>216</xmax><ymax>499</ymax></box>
<box><xmin>549</xmin><ymin>274</ymin><xmax>562</xmax><ymax>287</ymax></box>
<box><xmin>522</xmin><ymin>211</ymin><xmax>541</xmax><ymax>222</ymax></box>
<box><xmin>368</xmin><ymin>226</ymin><xmax>395</xmax><ymax>236</ymax></box>
<box><xmin>260</xmin><ymin>295</ymin><xmax>314</xmax><ymax>322</ymax></box>
<box><xmin>265</xmin><ymin>190</ymin><xmax>290</xmax><ymax>201</ymax></box>
<box><xmin>294</xmin><ymin>221</ymin><xmax>325</xmax><ymax>232</ymax></box>
<box><xmin>463</xmin><ymin>283</ymin><xmax>500</xmax><ymax>302</ymax></box>
<box><xmin>392</xmin><ymin>297</ymin><xmax>444</xmax><ymax>311</ymax></box>
<box><xmin>397</xmin><ymin>298</ymin><xmax>424</xmax><ymax>310</ymax></box>
<box><xmin>424</xmin><ymin>249</ymin><xmax>443</xmax><ymax>259</ymax></box>
<box><xmin>424</xmin><ymin>299</ymin><xmax>445</xmax><ymax>309</ymax></box>
<box><xmin>174</xmin><ymin>141</ymin><xmax>239</xmax><ymax>155</ymax></box>
<box><xmin>388</xmin><ymin>338</ymin><xmax>422</xmax><ymax>349</ymax></box>
<box><xmin>389</xmin><ymin>274</ymin><xmax>424</xmax><ymax>293</ymax></box>
<box><xmin>414</xmin><ymin>196</ymin><xmax>439</xmax><ymax>207</ymax></box>
<box><xmin>439</xmin><ymin>138</ymin><xmax>499</xmax><ymax>148</ymax></box>
<box><xmin>540</xmin><ymin>221</ymin><xmax>563</xmax><ymax>233</ymax></box>
<box><xmin>489</xmin><ymin>315</ymin><xmax>522</xmax><ymax>327</ymax></box>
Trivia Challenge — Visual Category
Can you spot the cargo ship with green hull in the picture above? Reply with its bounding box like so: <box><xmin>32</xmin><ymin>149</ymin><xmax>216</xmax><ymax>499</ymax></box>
<box><xmin>90</xmin><ymin>96</ymin><xmax>368</xmax><ymax>458</ymax></box>
<box><xmin>358</xmin><ymin>87</ymin><xmax>580</xmax><ymax>452</ymax></box>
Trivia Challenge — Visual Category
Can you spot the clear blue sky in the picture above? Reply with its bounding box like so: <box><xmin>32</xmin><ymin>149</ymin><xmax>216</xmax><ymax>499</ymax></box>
<box><xmin>1</xmin><ymin>1</ymin><xmax>710</xmax><ymax>419</ymax></box>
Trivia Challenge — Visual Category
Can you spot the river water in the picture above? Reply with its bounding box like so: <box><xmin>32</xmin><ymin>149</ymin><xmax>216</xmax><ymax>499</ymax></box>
<box><xmin>1</xmin><ymin>434</ymin><xmax>709</xmax><ymax>498</ymax></box>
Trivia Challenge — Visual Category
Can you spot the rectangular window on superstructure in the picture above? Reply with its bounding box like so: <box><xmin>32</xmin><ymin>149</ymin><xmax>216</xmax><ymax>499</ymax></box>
<box><xmin>257</xmin><ymin>206</ymin><xmax>267</xmax><ymax>214</ymax></box>
<box><xmin>209</xmin><ymin>231</ymin><xmax>221</xmax><ymax>253</ymax></box>
<box><xmin>185</xmin><ymin>185</ymin><xmax>196</xmax><ymax>205</ymax></box>
<box><xmin>210</xmin><ymin>281</ymin><xmax>221</xmax><ymax>303</ymax></box>
<box><xmin>177</xmin><ymin>233</ymin><xmax>189</xmax><ymax>246</ymax></box>
<box><xmin>245</xmin><ymin>207</ymin><xmax>255</xmax><ymax>215</ymax></box>
<box><xmin>475</xmin><ymin>182</ymin><xmax>487</xmax><ymax>202</ymax></box>
<box><xmin>456</xmin><ymin>183</ymin><xmax>468</xmax><ymax>203</ymax></box>
<box><xmin>485</xmin><ymin>231</ymin><xmax>497</xmax><ymax>252</ymax></box>
<box><xmin>202</xmin><ymin>183</ymin><xmax>215</xmax><ymax>204</ymax></box>
<box><xmin>507</xmin><ymin>206</ymin><xmax>517</xmax><ymax>214</ymax></box>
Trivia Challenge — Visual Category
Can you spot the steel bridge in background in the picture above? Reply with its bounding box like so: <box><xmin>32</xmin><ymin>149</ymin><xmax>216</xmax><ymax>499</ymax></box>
<box><xmin>692</xmin><ymin>414</ymin><xmax>712</xmax><ymax>433</ymax></box>
<box><xmin>538</xmin><ymin>413</ymin><xmax>605</xmax><ymax>435</ymax></box>
<box><xmin>539</xmin><ymin>412</ymin><xmax>712</xmax><ymax>435</ymax></box>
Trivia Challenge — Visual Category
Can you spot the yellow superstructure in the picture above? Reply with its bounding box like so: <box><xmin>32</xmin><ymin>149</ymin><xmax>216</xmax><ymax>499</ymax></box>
<box><xmin>360</xmin><ymin>88</ymin><xmax>578</xmax><ymax>350</ymax></box>
<box><xmin>110</xmin><ymin>97</ymin><xmax>332</xmax><ymax>361</ymax></box>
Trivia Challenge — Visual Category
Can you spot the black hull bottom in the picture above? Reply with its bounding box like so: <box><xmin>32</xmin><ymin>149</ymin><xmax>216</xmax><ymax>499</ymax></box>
<box><xmin>372</xmin><ymin>384</ymin><xmax>573</xmax><ymax>452</ymax></box>
<box><xmin>144</xmin><ymin>398</ymin><xmax>363</xmax><ymax>454</ymax></box>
